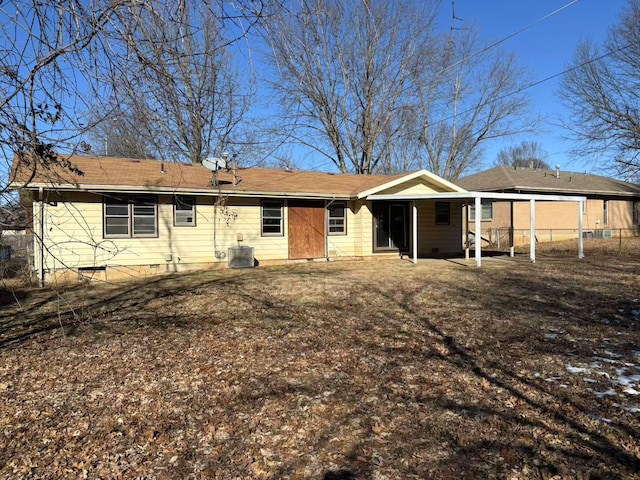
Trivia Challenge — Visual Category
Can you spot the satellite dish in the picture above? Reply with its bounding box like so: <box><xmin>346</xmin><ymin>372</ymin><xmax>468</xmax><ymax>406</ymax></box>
<box><xmin>202</xmin><ymin>157</ymin><xmax>227</xmax><ymax>171</ymax></box>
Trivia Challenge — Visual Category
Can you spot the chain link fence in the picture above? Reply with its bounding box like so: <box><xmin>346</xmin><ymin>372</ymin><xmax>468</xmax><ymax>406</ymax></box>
<box><xmin>478</xmin><ymin>227</ymin><xmax>640</xmax><ymax>255</ymax></box>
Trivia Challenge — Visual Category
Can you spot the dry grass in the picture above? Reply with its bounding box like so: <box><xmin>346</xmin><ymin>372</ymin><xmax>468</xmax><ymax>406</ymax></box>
<box><xmin>516</xmin><ymin>235</ymin><xmax>640</xmax><ymax>258</ymax></box>
<box><xmin>1</xmin><ymin>251</ymin><xmax>640</xmax><ymax>479</ymax></box>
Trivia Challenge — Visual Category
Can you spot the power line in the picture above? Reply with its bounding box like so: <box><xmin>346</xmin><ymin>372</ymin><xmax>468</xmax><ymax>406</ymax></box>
<box><xmin>439</xmin><ymin>0</ymin><xmax>581</xmax><ymax>76</ymax></box>
<box><xmin>422</xmin><ymin>39</ymin><xmax>640</xmax><ymax>133</ymax></box>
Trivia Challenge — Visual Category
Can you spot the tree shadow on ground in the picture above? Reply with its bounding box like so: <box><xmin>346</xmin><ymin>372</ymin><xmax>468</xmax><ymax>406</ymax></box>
<box><xmin>361</xmin><ymin>261</ymin><xmax>640</xmax><ymax>477</ymax></box>
<box><xmin>0</xmin><ymin>265</ymin><xmax>350</xmax><ymax>350</ymax></box>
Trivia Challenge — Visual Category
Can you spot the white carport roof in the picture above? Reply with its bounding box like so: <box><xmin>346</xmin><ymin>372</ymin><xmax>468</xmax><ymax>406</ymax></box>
<box><xmin>367</xmin><ymin>191</ymin><xmax>588</xmax><ymax>267</ymax></box>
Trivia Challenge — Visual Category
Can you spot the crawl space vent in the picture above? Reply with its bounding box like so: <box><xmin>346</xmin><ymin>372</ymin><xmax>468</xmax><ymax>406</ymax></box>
<box><xmin>228</xmin><ymin>246</ymin><xmax>255</xmax><ymax>269</ymax></box>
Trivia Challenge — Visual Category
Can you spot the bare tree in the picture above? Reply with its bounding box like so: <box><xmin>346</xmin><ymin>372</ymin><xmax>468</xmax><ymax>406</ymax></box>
<box><xmin>263</xmin><ymin>0</ymin><xmax>440</xmax><ymax>174</ymax></box>
<box><xmin>0</xmin><ymin>0</ymin><xmax>134</xmax><ymax>195</ymax></box>
<box><xmin>560</xmin><ymin>0</ymin><xmax>640</xmax><ymax>178</ymax></box>
<box><xmin>494</xmin><ymin>140</ymin><xmax>550</xmax><ymax>169</ymax></box>
<box><xmin>414</xmin><ymin>27</ymin><xmax>534</xmax><ymax>180</ymax></box>
<box><xmin>85</xmin><ymin>107</ymin><xmax>157</xmax><ymax>159</ymax></box>
<box><xmin>98</xmin><ymin>1</ymin><xmax>261</xmax><ymax>164</ymax></box>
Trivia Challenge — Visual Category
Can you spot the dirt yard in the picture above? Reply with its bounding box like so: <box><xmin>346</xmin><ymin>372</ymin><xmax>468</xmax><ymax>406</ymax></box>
<box><xmin>1</xmin><ymin>248</ymin><xmax>639</xmax><ymax>479</ymax></box>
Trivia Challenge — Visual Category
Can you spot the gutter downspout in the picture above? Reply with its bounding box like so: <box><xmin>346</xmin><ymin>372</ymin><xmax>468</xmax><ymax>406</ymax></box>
<box><xmin>38</xmin><ymin>187</ymin><xmax>45</xmax><ymax>287</ymax></box>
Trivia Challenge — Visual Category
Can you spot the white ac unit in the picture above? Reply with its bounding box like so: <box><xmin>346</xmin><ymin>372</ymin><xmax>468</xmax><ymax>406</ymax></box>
<box><xmin>228</xmin><ymin>246</ymin><xmax>255</xmax><ymax>269</ymax></box>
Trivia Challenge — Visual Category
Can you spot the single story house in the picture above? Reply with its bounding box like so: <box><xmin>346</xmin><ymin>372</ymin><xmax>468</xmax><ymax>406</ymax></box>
<box><xmin>10</xmin><ymin>155</ymin><xmax>592</xmax><ymax>283</ymax></box>
<box><xmin>456</xmin><ymin>165</ymin><xmax>640</xmax><ymax>246</ymax></box>
<box><xmin>10</xmin><ymin>154</ymin><xmax>479</xmax><ymax>283</ymax></box>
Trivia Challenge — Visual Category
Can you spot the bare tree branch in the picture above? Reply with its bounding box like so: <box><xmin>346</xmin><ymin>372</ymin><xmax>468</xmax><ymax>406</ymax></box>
<box><xmin>263</xmin><ymin>0</ymin><xmax>440</xmax><ymax>174</ymax></box>
<box><xmin>560</xmin><ymin>0</ymin><xmax>640</xmax><ymax>179</ymax></box>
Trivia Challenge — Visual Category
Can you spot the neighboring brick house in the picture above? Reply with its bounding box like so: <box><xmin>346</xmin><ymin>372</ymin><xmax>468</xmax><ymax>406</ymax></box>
<box><xmin>456</xmin><ymin>166</ymin><xmax>640</xmax><ymax>245</ymax></box>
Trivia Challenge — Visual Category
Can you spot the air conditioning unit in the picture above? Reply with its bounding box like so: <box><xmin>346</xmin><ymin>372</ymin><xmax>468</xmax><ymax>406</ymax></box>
<box><xmin>228</xmin><ymin>246</ymin><xmax>255</xmax><ymax>269</ymax></box>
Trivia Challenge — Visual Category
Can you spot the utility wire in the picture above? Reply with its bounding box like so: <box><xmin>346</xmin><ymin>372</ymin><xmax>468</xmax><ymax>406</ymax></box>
<box><xmin>439</xmin><ymin>0</ymin><xmax>581</xmax><ymax>76</ymax></box>
<box><xmin>422</xmin><ymin>38</ymin><xmax>640</xmax><ymax>133</ymax></box>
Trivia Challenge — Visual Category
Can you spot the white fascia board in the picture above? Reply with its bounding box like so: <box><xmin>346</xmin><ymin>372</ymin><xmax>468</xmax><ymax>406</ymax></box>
<box><xmin>14</xmin><ymin>182</ymin><xmax>352</xmax><ymax>200</ymax></box>
<box><xmin>356</xmin><ymin>169</ymin><xmax>466</xmax><ymax>199</ymax></box>
<box><xmin>367</xmin><ymin>191</ymin><xmax>588</xmax><ymax>202</ymax></box>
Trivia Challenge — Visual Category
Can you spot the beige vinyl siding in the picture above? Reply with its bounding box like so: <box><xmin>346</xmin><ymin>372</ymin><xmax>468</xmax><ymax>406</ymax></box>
<box><xmin>215</xmin><ymin>197</ymin><xmax>288</xmax><ymax>262</ymax></box>
<box><xmin>35</xmin><ymin>193</ymin><xmax>293</xmax><ymax>271</ymax></box>
<box><xmin>34</xmin><ymin>193</ymin><xmax>377</xmax><ymax>274</ymax></box>
<box><xmin>37</xmin><ymin>193</ymin><xmax>221</xmax><ymax>271</ymax></box>
<box><xmin>325</xmin><ymin>200</ymin><xmax>359</xmax><ymax>257</ymax></box>
<box><xmin>349</xmin><ymin>200</ymin><xmax>371</xmax><ymax>257</ymax></box>
<box><xmin>378</xmin><ymin>178</ymin><xmax>440</xmax><ymax>196</ymax></box>
<box><xmin>416</xmin><ymin>200</ymin><xmax>464</xmax><ymax>255</ymax></box>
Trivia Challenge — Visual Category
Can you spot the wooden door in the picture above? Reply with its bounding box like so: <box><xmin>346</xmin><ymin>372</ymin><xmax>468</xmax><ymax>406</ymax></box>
<box><xmin>288</xmin><ymin>200</ymin><xmax>325</xmax><ymax>259</ymax></box>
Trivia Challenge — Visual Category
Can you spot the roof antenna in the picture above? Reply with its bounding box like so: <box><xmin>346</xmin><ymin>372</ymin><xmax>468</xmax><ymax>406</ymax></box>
<box><xmin>555</xmin><ymin>165</ymin><xmax>561</xmax><ymax>179</ymax></box>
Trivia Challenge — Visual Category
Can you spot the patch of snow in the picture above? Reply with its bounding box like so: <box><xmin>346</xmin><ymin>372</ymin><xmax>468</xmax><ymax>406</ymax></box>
<box><xmin>631</xmin><ymin>310</ymin><xmax>640</xmax><ymax>316</ymax></box>
<box><xmin>545</xmin><ymin>376</ymin><xmax>561</xmax><ymax>383</ymax></box>
<box><xmin>583</xmin><ymin>378</ymin><xmax>598</xmax><ymax>383</ymax></box>
<box><xmin>594</xmin><ymin>388</ymin><xmax>617</xmax><ymax>398</ymax></box>
<box><xmin>533</xmin><ymin>372</ymin><xmax>541</xmax><ymax>378</ymax></box>
<box><xmin>545</xmin><ymin>333</ymin><xmax>558</xmax><ymax>340</ymax></box>
<box><xmin>589</xmin><ymin>414</ymin><xmax>612</xmax><ymax>423</ymax></box>
<box><xmin>604</xmin><ymin>350</ymin><xmax>622</xmax><ymax>358</ymax></box>
<box><xmin>623</xmin><ymin>387</ymin><xmax>640</xmax><ymax>395</ymax></box>
<box><xmin>626</xmin><ymin>407</ymin><xmax>640</xmax><ymax>413</ymax></box>
<box><xmin>566</xmin><ymin>365</ymin><xmax>588</xmax><ymax>374</ymax></box>
<box><xmin>616</xmin><ymin>372</ymin><xmax>640</xmax><ymax>386</ymax></box>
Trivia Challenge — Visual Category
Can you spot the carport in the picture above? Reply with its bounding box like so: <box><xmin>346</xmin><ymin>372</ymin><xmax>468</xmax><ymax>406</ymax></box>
<box><xmin>367</xmin><ymin>191</ymin><xmax>588</xmax><ymax>267</ymax></box>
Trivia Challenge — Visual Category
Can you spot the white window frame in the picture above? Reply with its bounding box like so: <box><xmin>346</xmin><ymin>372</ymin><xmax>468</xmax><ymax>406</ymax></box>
<box><xmin>104</xmin><ymin>195</ymin><xmax>158</xmax><ymax>238</ymax></box>
<box><xmin>261</xmin><ymin>200</ymin><xmax>283</xmax><ymax>236</ymax></box>
<box><xmin>469</xmin><ymin>201</ymin><xmax>493</xmax><ymax>221</ymax></box>
<box><xmin>327</xmin><ymin>202</ymin><xmax>347</xmax><ymax>235</ymax></box>
<box><xmin>174</xmin><ymin>195</ymin><xmax>196</xmax><ymax>227</ymax></box>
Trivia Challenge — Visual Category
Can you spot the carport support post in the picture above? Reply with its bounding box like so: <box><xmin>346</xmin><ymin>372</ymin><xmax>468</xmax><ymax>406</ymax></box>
<box><xmin>509</xmin><ymin>201</ymin><xmax>515</xmax><ymax>257</ymax></box>
<box><xmin>530</xmin><ymin>199</ymin><xmax>536</xmax><ymax>263</ymax></box>
<box><xmin>578</xmin><ymin>200</ymin><xmax>584</xmax><ymax>259</ymax></box>
<box><xmin>412</xmin><ymin>202</ymin><xmax>418</xmax><ymax>264</ymax></box>
<box><xmin>475</xmin><ymin>196</ymin><xmax>482</xmax><ymax>267</ymax></box>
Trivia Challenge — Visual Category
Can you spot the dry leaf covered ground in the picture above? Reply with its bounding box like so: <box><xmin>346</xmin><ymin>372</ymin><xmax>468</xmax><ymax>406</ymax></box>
<box><xmin>1</xmin><ymin>242</ymin><xmax>640</xmax><ymax>479</ymax></box>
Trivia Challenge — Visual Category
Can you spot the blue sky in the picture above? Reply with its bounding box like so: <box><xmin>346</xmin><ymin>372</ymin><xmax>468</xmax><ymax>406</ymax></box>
<box><xmin>446</xmin><ymin>0</ymin><xmax>628</xmax><ymax>174</ymax></box>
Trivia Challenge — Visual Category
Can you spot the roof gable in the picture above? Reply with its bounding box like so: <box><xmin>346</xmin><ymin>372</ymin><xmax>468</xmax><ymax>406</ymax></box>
<box><xmin>357</xmin><ymin>170</ymin><xmax>466</xmax><ymax>198</ymax></box>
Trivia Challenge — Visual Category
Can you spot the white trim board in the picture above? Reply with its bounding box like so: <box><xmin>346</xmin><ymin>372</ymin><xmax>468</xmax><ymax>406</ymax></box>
<box><xmin>367</xmin><ymin>192</ymin><xmax>587</xmax><ymax>202</ymax></box>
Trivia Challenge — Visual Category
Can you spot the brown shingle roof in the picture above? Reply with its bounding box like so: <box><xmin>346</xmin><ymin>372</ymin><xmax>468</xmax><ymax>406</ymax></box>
<box><xmin>456</xmin><ymin>166</ymin><xmax>640</xmax><ymax>197</ymax></box>
<box><xmin>10</xmin><ymin>154</ymin><xmax>409</xmax><ymax>197</ymax></box>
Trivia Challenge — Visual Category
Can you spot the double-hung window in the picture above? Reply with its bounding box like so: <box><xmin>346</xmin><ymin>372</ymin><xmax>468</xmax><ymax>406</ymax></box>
<box><xmin>469</xmin><ymin>201</ymin><xmax>493</xmax><ymax>221</ymax></box>
<box><xmin>603</xmin><ymin>200</ymin><xmax>609</xmax><ymax>225</ymax></box>
<box><xmin>174</xmin><ymin>195</ymin><xmax>196</xmax><ymax>227</ymax></box>
<box><xmin>104</xmin><ymin>195</ymin><xmax>157</xmax><ymax>238</ymax></box>
<box><xmin>435</xmin><ymin>202</ymin><xmax>450</xmax><ymax>225</ymax></box>
<box><xmin>327</xmin><ymin>202</ymin><xmax>347</xmax><ymax>235</ymax></box>
<box><xmin>262</xmin><ymin>200</ymin><xmax>283</xmax><ymax>236</ymax></box>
